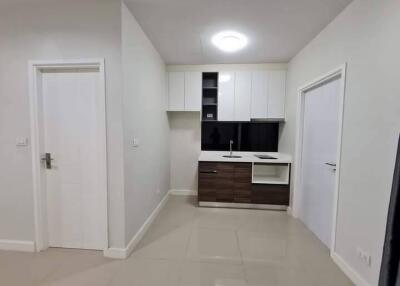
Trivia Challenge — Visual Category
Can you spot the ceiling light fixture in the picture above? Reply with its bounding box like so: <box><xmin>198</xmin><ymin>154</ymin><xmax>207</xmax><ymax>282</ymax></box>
<box><xmin>211</xmin><ymin>31</ymin><xmax>248</xmax><ymax>53</ymax></box>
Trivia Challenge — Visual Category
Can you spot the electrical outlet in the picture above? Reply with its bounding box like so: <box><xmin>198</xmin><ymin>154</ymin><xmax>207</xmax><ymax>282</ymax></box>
<box><xmin>357</xmin><ymin>247</ymin><xmax>371</xmax><ymax>267</ymax></box>
<box><xmin>16</xmin><ymin>137</ymin><xmax>29</xmax><ymax>147</ymax></box>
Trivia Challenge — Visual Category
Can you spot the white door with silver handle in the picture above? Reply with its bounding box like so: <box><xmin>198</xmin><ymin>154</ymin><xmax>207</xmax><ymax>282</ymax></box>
<box><xmin>300</xmin><ymin>77</ymin><xmax>340</xmax><ymax>248</ymax></box>
<box><xmin>42</xmin><ymin>69</ymin><xmax>106</xmax><ymax>250</ymax></box>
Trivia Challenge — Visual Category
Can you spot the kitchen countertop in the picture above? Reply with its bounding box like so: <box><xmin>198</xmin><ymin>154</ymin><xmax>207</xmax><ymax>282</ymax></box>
<box><xmin>198</xmin><ymin>151</ymin><xmax>292</xmax><ymax>164</ymax></box>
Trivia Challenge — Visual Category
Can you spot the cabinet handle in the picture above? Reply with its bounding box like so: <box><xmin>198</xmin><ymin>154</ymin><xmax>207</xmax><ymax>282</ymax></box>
<box><xmin>200</xmin><ymin>170</ymin><xmax>218</xmax><ymax>174</ymax></box>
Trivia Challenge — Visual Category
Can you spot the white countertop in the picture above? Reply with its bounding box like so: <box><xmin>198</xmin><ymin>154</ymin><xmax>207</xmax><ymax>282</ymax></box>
<box><xmin>198</xmin><ymin>151</ymin><xmax>292</xmax><ymax>164</ymax></box>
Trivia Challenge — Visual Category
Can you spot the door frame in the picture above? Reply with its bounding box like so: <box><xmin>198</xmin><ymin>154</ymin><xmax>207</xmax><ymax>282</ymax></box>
<box><xmin>292</xmin><ymin>63</ymin><xmax>347</xmax><ymax>254</ymax></box>
<box><xmin>28</xmin><ymin>59</ymin><xmax>108</xmax><ymax>251</ymax></box>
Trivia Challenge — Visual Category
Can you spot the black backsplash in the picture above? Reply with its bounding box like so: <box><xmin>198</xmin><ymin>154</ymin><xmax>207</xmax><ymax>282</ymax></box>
<box><xmin>201</xmin><ymin>122</ymin><xmax>279</xmax><ymax>152</ymax></box>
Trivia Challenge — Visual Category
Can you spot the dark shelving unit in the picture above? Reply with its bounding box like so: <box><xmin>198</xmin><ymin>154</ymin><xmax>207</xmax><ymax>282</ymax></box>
<box><xmin>202</xmin><ymin>72</ymin><xmax>218</xmax><ymax>121</ymax></box>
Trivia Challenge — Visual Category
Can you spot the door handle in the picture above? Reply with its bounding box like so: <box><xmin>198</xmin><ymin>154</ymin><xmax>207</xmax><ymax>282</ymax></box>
<box><xmin>200</xmin><ymin>170</ymin><xmax>218</xmax><ymax>174</ymax></box>
<box><xmin>41</xmin><ymin>153</ymin><xmax>54</xmax><ymax>169</ymax></box>
<box><xmin>325</xmin><ymin>162</ymin><xmax>336</xmax><ymax>171</ymax></box>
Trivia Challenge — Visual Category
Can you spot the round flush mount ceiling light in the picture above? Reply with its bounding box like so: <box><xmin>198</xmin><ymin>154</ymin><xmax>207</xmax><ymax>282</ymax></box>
<box><xmin>211</xmin><ymin>31</ymin><xmax>248</xmax><ymax>53</ymax></box>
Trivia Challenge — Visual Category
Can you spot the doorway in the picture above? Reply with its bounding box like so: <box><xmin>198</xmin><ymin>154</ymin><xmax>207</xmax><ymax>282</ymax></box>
<box><xmin>293</xmin><ymin>64</ymin><xmax>346</xmax><ymax>252</ymax></box>
<box><xmin>29</xmin><ymin>59</ymin><xmax>108</xmax><ymax>252</ymax></box>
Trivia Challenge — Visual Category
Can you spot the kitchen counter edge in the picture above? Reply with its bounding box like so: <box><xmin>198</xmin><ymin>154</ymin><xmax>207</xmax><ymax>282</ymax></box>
<box><xmin>198</xmin><ymin>151</ymin><xmax>292</xmax><ymax>164</ymax></box>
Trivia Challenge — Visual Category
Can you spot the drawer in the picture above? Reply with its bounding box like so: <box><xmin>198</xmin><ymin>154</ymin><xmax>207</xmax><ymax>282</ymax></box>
<box><xmin>252</xmin><ymin>184</ymin><xmax>289</xmax><ymax>205</ymax></box>
<box><xmin>199</xmin><ymin>162</ymin><xmax>218</xmax><ymax>173</ymax></box>
<box><xmin>217</xmin><ymin>163</ymin><xmax>235</xmax><ymax>174</ymax></box>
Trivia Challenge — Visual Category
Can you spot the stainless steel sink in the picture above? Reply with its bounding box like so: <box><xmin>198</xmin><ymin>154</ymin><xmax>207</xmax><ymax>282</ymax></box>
<box><xmin>254</xmin><ymin>154</ymin><xmax>277</xmax><ymax>159</ymax></box>
<box><xmin>222</xmin><ymin>155</ymin><xmax>242</xmax><ymax>158</ymax></box>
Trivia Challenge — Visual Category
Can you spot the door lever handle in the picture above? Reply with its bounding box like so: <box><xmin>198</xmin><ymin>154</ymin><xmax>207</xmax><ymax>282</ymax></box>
<box><xmin>324</xmin><ymin>162</ymin><xmax>336</xmax><ymax>167</ymax></box>
<box><xmin>41</xmin><ymin>153</ymin><xmax>54</xmax><ymax>169</ymax></box>
<box><xmin>200</xmin><ymin>170</ymin><xmax>218</xmax><ymax>174</ymax></box>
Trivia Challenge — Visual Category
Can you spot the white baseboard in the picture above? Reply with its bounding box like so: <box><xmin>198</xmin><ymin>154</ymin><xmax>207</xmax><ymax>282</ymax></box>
<box><xmin>169</xmin><ymin>189</ymin><xmax>197</xmax><ymax>196</ymax></box>
<box><xmin>0</xmin><ymin>239</ymin><xmax>35</xmax><ymax>252</ymax></box>
<box><xmin>103</xmin><ymin>247</ymin><xmax>126</xmax><ymax>259</ymax></box>
<box><xmin>104</xmin><ymin>192</ymin><xmax>170</xmax><ymax>259</ymax></box>
<box><xmin>331</xmin><ymin>251</ymin><xmax>371</xmax><ymax>286</ymax></box>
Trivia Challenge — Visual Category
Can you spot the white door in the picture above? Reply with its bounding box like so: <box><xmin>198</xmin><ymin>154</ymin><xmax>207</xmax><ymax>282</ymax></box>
<box><xmin>300</xmin><ymin>77</ymin><xmax>340</xmax><ymax>248</ymax></box>
<box><xmin>184</xmin><ymin>72</ymin><xmax>202</xmax><ymax>111</ymax></box>
<box><xmin>251</xmin><ymin>71</ymin><xmax>268</xmax><ymax>119</ymax></box>
<box><xmin>234</xmin><ymin>71</ymin><xmax>252</xmax><ymax>121</ymax></box>
<box><xmin>168</xmin><ymin>72</ymin><xmax>185</xmax><ymax>111</ymax></box>
<box><xmin>218</xmin><ymin>72</ymin><xmax>235</xmax><ymax>121</ymax></box>
<box><xmin>268</xmin><ymin>70</ymin><xmax>286</xmax><ymax>119</ymax></box>
<box><xmin>41</xmin><ymin>68</ymin><xmax>107</xmax><ymax>250</ymax></box>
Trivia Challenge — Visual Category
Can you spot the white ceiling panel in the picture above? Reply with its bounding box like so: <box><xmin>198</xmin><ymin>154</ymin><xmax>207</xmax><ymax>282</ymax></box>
<box><xmin>124</xmin><ymin>0</ymin><xmax>352</xmax><ymax>64</ymax></box>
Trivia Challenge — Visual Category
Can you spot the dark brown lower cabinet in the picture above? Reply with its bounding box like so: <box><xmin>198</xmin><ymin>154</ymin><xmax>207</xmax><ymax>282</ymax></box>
<box><xmin>198</xmin><ymin>161</ymin><xmax>290</xmax><ymax>206</ymax></box>
<box><xmin>233</xmin><ymin>163</ymin><xmax>252</xmax><ymax>203</ymax></box>
<box><xmin>198</xmin><ymin>162</ymin><xmax>218</xmax><ymax>202</ymax></box>
<box><xmin>251</xmin><ymin>184</ymin><xmax>290</xmax><ymax>205</ymax></box>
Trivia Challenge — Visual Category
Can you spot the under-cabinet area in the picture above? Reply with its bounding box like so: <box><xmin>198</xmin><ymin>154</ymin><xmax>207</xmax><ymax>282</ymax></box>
<box><xmin>198</xmin><ymin>152</ymin><xmax>291</xmax><ymax>209</ymax></box>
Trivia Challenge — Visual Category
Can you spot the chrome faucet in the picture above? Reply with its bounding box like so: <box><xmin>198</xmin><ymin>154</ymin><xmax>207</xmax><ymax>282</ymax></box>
<box><xmin>229</xmin><ymin>140</ymin><xmax>233</xmax><ymax>156</ymax></box>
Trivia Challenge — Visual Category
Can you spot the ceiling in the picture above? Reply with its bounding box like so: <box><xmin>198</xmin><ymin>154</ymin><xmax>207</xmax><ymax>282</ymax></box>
<box><xmin>124</xmin><ymin>0</ymin><xmax>352</xmax><ymax>65</ymax></box>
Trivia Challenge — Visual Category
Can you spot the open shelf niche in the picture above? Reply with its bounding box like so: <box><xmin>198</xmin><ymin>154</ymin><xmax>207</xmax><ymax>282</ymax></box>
<box><xmin>202</xmin><ymin>72</ymin><xmax>218</xmax><ymax>121</ymax></box>
<box><xmin>252</xmin><ymin>163</ymin><xmax>290</xmax><ymax>185</ymax></box>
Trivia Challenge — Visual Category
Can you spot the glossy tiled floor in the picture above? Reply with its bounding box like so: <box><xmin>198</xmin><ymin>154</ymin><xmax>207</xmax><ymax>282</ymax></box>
<box><xmin>0</xmin><ymin>195</ymin><xmax>354</xmax><ymax>286</ymax></box>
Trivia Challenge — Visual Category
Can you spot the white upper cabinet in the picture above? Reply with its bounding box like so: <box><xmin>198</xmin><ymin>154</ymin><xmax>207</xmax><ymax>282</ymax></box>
<box><xmin>167</xmin><ymin>69</ymin><xmax>286</xmax><ymax>119</ymax></box>
<box><xmin>251</xmin><ymin>70</ymin><xmax>286</xmax><ymax>120</ymax></box>
<box><xmin>168</xmin><ymin>71</ymin><xmax>202</xmax><ymax>111</ymax></box>
<box><xmin>234</xmin><ymin>71</ymin><xmax>252</xmax><ymax>121</ymax></box>
<box><xmin>268</xmin><ymin>70</ymin><xmax>286</xmax><ymax>119</ymax></box>
<box><xmin>251</xmin><ymin>70</ymin><xmax>269</xmax><ymax>119</ymax></box>
<box><xmin>218</xmin><ymin>72</ymin><xmax>235</xmax><ymax>121</ymax></box>
<box><xmin>168</xmin><ymin>72</ymin><xmax>185</xmax><ymax>111</ymax></box>
<box><xmin>184</xmin><ymin>72</ymin><xmax>202</xmax><ymax>111</ymax></box>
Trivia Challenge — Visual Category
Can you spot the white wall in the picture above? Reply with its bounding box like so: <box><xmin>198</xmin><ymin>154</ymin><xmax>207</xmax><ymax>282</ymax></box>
<box><xmin>281</xmin><ymin>0</ymin><xmax>400</xmax><ymax>284</ymax></box>
<box><xmin>169</xmin><ymin>112</ymin><xmax>201</xmax><ymax>192</ymax></box>
<box><xmin>0</xmin><ymin>0</ymin><xmax>126</xmax><ymax>248</ymax></box>
<box><xmin>121</xmin><ymin>3</ymin><xmax>170</xmax><ymax>244</ymax></box>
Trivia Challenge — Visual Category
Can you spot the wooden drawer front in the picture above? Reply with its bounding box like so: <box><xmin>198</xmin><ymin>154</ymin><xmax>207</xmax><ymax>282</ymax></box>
<box><xmin>199</xmin><ymin>162</ymin><xmax>218</xmax><ymax>173</ymax></box>
<box><xmin>252</xmin><ymin>184</ymin><xmax>289</xmax><ymax>205</ymax></box>
<box><xmin>217</xmin><ymin>163</ymin><xmax>234</xmax><ymax>173</ymax></box>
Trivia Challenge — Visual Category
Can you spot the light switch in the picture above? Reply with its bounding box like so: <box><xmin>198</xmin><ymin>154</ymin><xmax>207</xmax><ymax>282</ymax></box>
<box><xmin>132</xmin><ymin>138</ymin><xmax>140</xmax><ymax>148</ymax></box>
<box><xmin>16</xmin><ymin>137</ymin><xmax>29</xmax><ymax>147</ymax></box>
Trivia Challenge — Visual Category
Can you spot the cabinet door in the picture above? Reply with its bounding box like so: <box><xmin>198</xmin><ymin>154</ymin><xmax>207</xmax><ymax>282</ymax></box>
<box><xmin>233</xmin><ymin>163</ymin><xmax>252</xmax><ymax>203</ymax></box>
<box><xmin>215</xmin><ymin>163</ymin><xmax>234</xmax><ymax>202</ymax></box>
<box><xmin>168</xmin><ymin>72</ymin><xmax>184</xmax><ymax>111</ymax></box>
<box><xmin>268</xmin><ymin>70</ymin><xmax>286</xmax><ymax>119</ymax></box>
<box><xmin>184</xmin><ymin>72</ymin><xmax>202</xmax><ymax>111</ymax></box>
<box><xmin>252</xmin><ymin>184</ymin><xmax>289</xmax><ymax>205</ymax></box>
<box><xmin>198</xmin><ymin>162</ymin><xmax>218</xmax><ymax>202</ymax></box>
<box><xmin>234</xmin><ymin>71</ymin><xmax>252</xmax><ymax>121</ymax></box>
<box><xmin>251</xmin><ymin>71</ymin><xmax>269</xmax><ymax>119</ymax></box>
<box><xmin>218</xmin><ymin>72</ymin><xmax>235</xmax><ymax>121</ymax></box>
